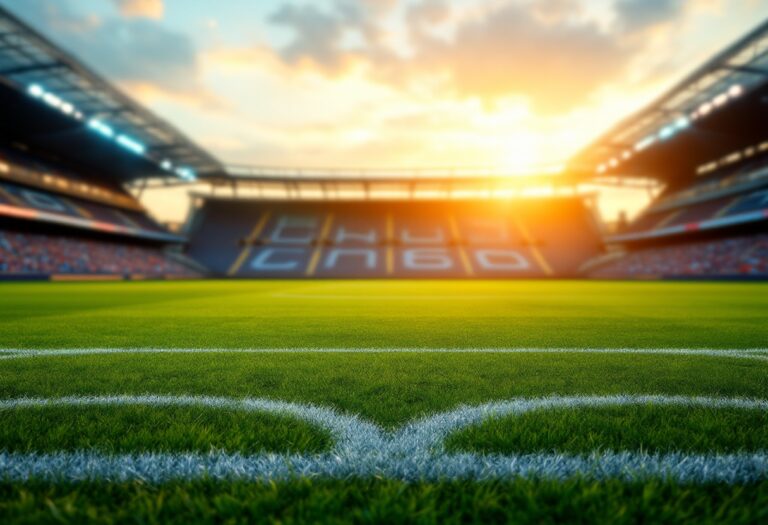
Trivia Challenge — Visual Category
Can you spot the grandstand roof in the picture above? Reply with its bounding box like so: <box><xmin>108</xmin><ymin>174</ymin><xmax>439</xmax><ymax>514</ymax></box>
<box><xmin>0</xmin><ymin>6</ymin><xmax>223</xmax><ymax>183</ymax></box>
<box><xmin>572</xmin><ymin>18</ymin><xmax>768</xmax><ymax>189</ymax></box>
<box><xmin>221</xmin><ymin>164</ymin><xmax>578</xmax><ymax>184</ymax></box>
<box><xmin>194</xmin><ymin>163</ymin><xmax>614</xmax><ymax>200</ymax></box>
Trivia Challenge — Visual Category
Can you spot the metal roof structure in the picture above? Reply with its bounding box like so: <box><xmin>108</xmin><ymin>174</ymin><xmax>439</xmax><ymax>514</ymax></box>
<box><xmin>221</xmin><ymin>164</ymin><xmax>579</xmax><ymax>184</ymax></box>
<box><xmin>0</xmin><ymin>5</ymin><xmax>223</xmax><ymax>183</ymax></box>
<box><xmin>194</xmin><ymin>163</ymin><xmax>619</xmax><ymax>200</ymax></box>
<box><xmin>570</xmin><ymin>18</ymin><xmax>768</xmax><ymax>189</ymax></box>
<box><xmin>186</xmin><ymin>163</ymin><xmax>628</xmax><ymax>203</ymax></box>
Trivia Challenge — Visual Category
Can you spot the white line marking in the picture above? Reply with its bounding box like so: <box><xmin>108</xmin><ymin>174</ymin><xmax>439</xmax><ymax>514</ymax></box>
<box><xmin>271</xmin><ymin>293</ymin><xmax>517</xmax><ymax>300</ymax></box>
<box><xmin>0</xmin><ymin>348</ymin><xmax>766</xmax><ymax>365</ymax></box>
<box><xmin>0</xmin><ymin>395</ymin><xmax>766</xmax><ymax>484</ymax></box>
<box><xmin>1</xmin><ymin>348</ymin><xmax>767</xmax><ymax>362</ymax></box>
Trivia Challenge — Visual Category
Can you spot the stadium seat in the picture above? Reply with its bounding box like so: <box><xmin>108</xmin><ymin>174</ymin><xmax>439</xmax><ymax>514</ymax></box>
<box><xmin>187</xmin><ymin>197</ymin><xmax>604</xmax><ymax>278</ymax></box>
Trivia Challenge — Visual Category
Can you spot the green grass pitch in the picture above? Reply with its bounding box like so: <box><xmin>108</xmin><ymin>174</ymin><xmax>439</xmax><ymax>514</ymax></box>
<box><xmin>0</xmin><ymin>280</ymin><xmax>767</xmax><ymax>524</ymax></box>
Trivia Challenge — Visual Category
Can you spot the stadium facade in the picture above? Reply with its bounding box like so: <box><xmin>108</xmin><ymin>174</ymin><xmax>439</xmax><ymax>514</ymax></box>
<box><xmin>0</xmin><ymin>5</ymin><xmax>766</xmax><ymax>280</ymax></box>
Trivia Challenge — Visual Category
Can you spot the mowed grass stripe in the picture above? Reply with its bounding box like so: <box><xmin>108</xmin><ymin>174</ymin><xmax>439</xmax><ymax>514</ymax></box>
<box><xmin>2</xmin><ymin>352</ymin><xmax>767</xmax><ymax>427</ymax></box>
<box><xmin>0</xmin><ymin>281</ymin><xmax>766</xmax><ymax>348</ymax></box>
<box><xmin>446</xmin><ymin>405</ymin><xmax>768</xmax><ymax>455</ymax></box>
<box><xmin>0</xmin><ymin>280</ymin><xmax>767</xmax><ymax>522</ymax></box>
<box><xmin>0</xmin><ymin>405</ymin><xmax>331</xmax><ymax>455</ymax></box>
<box><xmin>1</xmin><ymin>479</ymin><xmax>767</xmax><ymax>525</ymax></box>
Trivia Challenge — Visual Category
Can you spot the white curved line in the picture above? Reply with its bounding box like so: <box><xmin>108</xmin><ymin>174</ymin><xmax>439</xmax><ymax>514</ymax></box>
<box><xmin>0</xmin><ymin>396</ymin><xmax>383</xmax><ymax>457</ymax></box>
<box><xmin>0</xmin><ymin>395</ymin><xmax>766</xmax><ymax>484</ymax></box>
<box><xmin>402</xmin><ymin>395</ymin><xmax>768</xmax><ymax>454</ymax></box>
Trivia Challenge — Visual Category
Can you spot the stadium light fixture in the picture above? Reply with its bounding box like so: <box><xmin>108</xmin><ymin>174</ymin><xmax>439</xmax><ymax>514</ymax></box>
<box><xmin>27</xmin><ymin>84</ymin><xmax>44</xmax><ymax>98</ymax></box>
<box><xmin>26</xmin><ymin>84</ymin><xmax>190</xmax><ymax>171</ymax></box>
<box><xmin>28</xmin><ymin>83</ymin><xmax>85</xmax><ymax>123</ymax></box>
<box><xmin>116</xmin><ymin>135</ymin><xmax>147</xmax><ymax>156</ymax></box>
<box><xmin>600</xmin><ymin>84</ymin><xmax>742</xmax><ymax>169</ymax></box>
<box><xmin>175</xmin><ymin>167</ymin><xmax>197</xmax><ymax>181</ymax></box>
<box><xmin>42</xmin><ymin>92</ymin><xmax>62</xmax><ymax>109</ymax></box>
<box><xmin>698</xmin><ymin>102</ymin><xmax>713</xmax><ymax>116</ymax></box>
<box><xmin>88</xmin><ymin>119</ymin><xmax>115</xmax><ymax>139</ymax></box>
<box><xmin>658</xmin><ymin>126</ymin><xmax>675</xmax><ymax>140</ymax></box>
<box><xmin>713</xmin><ymin>93</ymin><xmax>728</xmax><ymax>107</ymax></box>
<box><xmin>635</xmin><ymin>136</ymin><xmax>656</xmax><ymax>152</ymax></box>
<box><xmin>89</xmin><ymin>121</ymin><xmax>147</xmax><ymax>158</ymax></box>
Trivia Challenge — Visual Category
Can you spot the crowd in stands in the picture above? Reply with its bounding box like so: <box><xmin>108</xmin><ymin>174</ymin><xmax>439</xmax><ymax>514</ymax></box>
<box><xmin>0</xmin><ymin>229</ymin><xmax>199</xmax><ymax>277</ymax></box>
<box><xmin>593</xmin><ymin>235</ymin><xmax>768</xmax><ymax>278</ymax></box>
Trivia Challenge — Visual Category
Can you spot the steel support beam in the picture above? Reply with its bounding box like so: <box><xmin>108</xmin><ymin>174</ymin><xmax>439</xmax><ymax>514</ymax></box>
<box><xmin>0</xmin><ymin>61</ymin><xmax>65</xmax><ymax>76</ymax></box>
<box><xmin>719</xmin><ymin>64</ymin><xmax>768</xmax><ymax>77</ymax></box>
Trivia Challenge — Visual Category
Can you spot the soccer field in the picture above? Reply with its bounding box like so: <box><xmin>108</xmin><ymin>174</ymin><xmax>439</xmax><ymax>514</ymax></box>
<box><xmin>1</xmin><ymin>280</ymin><xmax>767</xmax><ymax>523</ymax></box>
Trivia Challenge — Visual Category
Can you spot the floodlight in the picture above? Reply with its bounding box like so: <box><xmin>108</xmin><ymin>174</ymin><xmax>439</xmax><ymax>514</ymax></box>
<box><xmin>88</xmin><ymin>119</ymin><xmax>115</xmax><ymax>138</ymax></box>
<box><xmin>27</xmin><ymin>84</ymin><xmax>44</xmax><ymax>98</ymax></box>
<box><xmin>117</xmin><ymin>135</ymin><xmax>146</xmax><ymax>155</ymax></box>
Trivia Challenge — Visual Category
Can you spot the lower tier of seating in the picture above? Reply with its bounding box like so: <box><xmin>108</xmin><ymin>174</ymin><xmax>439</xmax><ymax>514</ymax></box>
<box><xmin>0</xmin><ymin>228</ymin><xmax>199</xmax><ymax>279</ymax></box>
<box><xmin>591</xmin><ymin>234</ymin><xmax>768</xmax><ymax>278</ymax></box>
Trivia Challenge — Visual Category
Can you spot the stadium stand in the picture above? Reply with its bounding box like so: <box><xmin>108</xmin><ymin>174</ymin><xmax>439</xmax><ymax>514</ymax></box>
<box><xmin>0</xmin><ymin>177</ymin><xmax>171</xmax><ymax>240</ymax></box>
<box><xmin>613</xmin><ymin>154</ymin><xmax>768</xmax><ymax>243</ymax></box>
<box><xmin>591</xmin><ymin>235</ymin><xmax>768</xmax><ymax>278</ymax></box>
<box><xmin>0</xmin><ymin>228</ymin><xmax>197</xmax><ymax>279</ymax></box>
<box><xmin>0</xmin><ymin>141</ymin><xmax>204</xmax><ymax>279</ymax></box>
<box><xmin>590</xmin><ymin>157</ymin><xmax>768</xmax><ymax>279</ymax></box>
<box><xmin>572</xmin><ymin>21</ymin><xmax>768</xmax><ymax>280</ymax></box>
<box><xmin>187</xmin><ymin>197</ymin><xmax>604</xmax><ymax>278</ymax></box>
<box><xmin>0</xmin><ymin>6</ymin><xmax>222</xmax><ymax>280</ymax></box>
<box><xmin>3</xmin><ymin>3</ymin><xmax>767</xmax><ymax>282</ymax></box>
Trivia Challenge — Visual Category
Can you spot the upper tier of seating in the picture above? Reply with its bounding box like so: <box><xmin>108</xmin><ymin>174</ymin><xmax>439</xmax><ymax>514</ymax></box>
<box><xmin>0</xmin><ymin>179</ymin><xmax>179</xmax><ymax>242</ymax></box>
<box><xmin>187</xmin><ymin>197</ymin><xmax>604</xmax><ymax>278</ymax></box>
<box><xmin>0</xmin><ymin>145</ymin><xmax>139</xmax><ymax>210</ymax></box>
<box><xmin>614</xmin><ymin>186</ymin><xmax>768</xmax><ymax>242</ymax></box>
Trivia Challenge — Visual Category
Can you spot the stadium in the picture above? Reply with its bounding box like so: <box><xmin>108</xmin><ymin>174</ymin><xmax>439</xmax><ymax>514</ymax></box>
<box><xmin>0</xmin><ymin>2</ymin><xmax>767</xmax><ymax>523</ymax></box>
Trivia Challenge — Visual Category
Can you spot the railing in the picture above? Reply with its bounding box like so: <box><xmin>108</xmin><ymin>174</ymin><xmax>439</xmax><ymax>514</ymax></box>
<box><xmin>224</xmin><ymin>164</ymin><xmax>568</xmax><ymax>182</ymax></box>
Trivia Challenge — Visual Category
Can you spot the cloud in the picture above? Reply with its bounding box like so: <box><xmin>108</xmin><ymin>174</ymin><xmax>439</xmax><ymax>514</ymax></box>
<box><xmin>615</xmin><ymin>0</ymin><xmax>685</xmax><ymax>32</ymax></box>
<box><xmin>268</xmin><ymin>4</ymin><xmax>350</xmax><ymax>72</ymax></box>
<box><xmin>406</xmin><ymin>0</ymin><xmax>452</xmax><ymax>32</ymax></box>
<box><xmin>413</xmin><ymin>2</ymin><xmax>633</xmax><ymax>112</ymax></box>
<box><xmin>267</xmin><ymin>0</ymin><xmax>640</xmax><ymax>112</ymax></box>
<box><xmin>75</xmin><ymin>18</ymin><xmax>198</xmax><ymax>92</ymax></box>
<box><xmin>112</xmin><ymin>0</ymin><xmax>164</xmax><ymax>20</ymax></box>
<box><xmin>2</xmin><ymin>0</ymin><xmax>200</xmax><ymax>95</ymax></box>
<box><xmin>268</xmin><ymin>0</ymin><xmax>399</xmax><ymax>73</ymax></box>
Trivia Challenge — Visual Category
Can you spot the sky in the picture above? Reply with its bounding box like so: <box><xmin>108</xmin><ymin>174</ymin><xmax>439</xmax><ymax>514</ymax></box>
<box><xmin>1</xmin><ymin>0</ymin><xmax>767</xmax><ymax>220</ymax></box>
